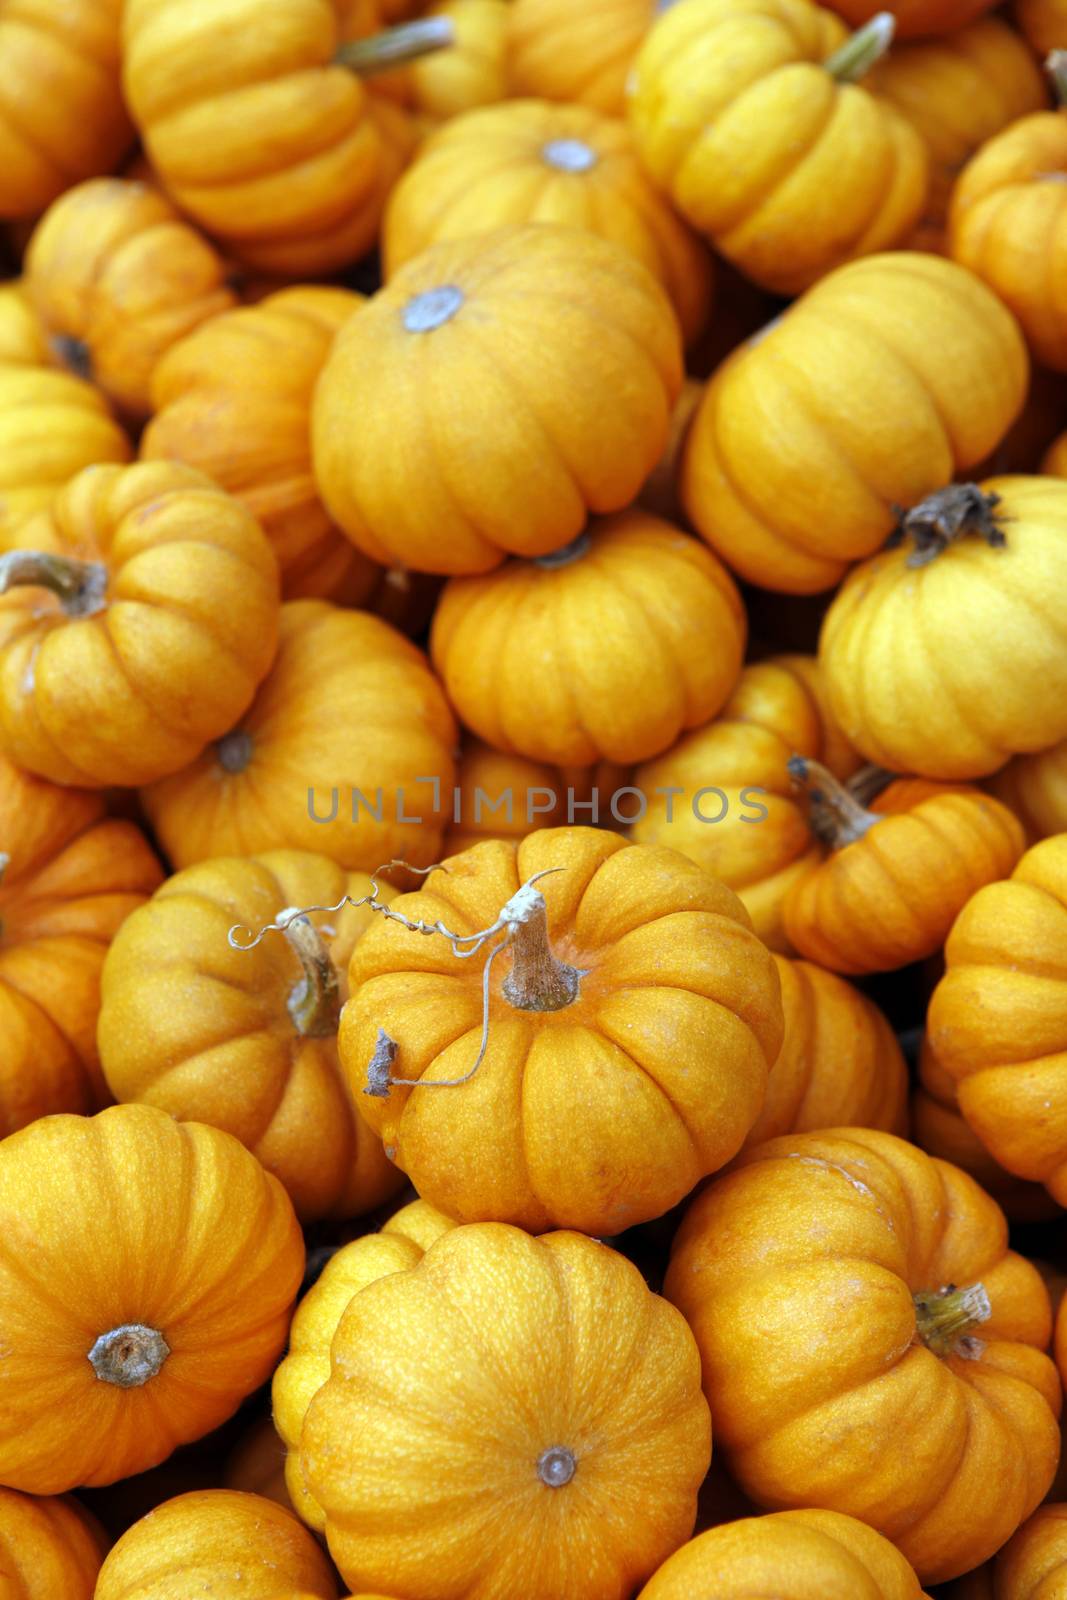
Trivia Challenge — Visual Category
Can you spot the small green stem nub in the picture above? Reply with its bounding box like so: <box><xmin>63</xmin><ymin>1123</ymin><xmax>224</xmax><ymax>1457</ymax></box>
<box><xmin>1048</xmin><ymin>51</ymin><xmax>1067</xmax><ymax>107</ymax></box>
<box><xmin>824</xmin><ymin>12</ymin><xmax>896</xmax><ymax>83</ymax></box>
<box><xmin>914</xmin><ymin>1282</ymin><xmax>991</xmax><ymax>1358</ymax></box>
<box><xmin>0</xmin><ymin>551</ymin><xmax>108</xmax><ymax>617</ymax></box>
<box><xmin>335</xmin><ymin>16</ymin><xmax>454</xmax><ymax>75</ymax></box>
<box><xmin>788</xmin><ymin>755</ymin><xmax>880</xmax><ymax>849</ymax></box>
<box><xmin>283</xmin><ymin>913</ymin><xmax>341</xmax><ymax>1038</ymax></box>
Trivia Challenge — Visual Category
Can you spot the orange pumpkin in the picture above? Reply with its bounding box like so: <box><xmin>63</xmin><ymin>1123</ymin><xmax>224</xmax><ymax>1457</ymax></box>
<box><xmin>508</xmin><ymin>0</ymin><xmax>654</xmax><ymax>115</ymax></box>
<box><xmin>312</xmin><ymin>224</ymin><xmax>682</xmax><ymax>575</ymax></box>
<box><xmin>0</xmin><ymin>1104</ymin><xmax>303</xmax><ymax>1493</ymax></box>
<box><xmin>412</xmin><ymin>0</ymin><xmax>508</xmax><ymax>120</ymax></box>
<box><xmin>302</xmin><ymin>1223</ymin><xmax>710</xmax><ymax>1599</ymax></box>
<box><xmin>94</xmin><ymin>1491</ymin><xmax>338</xmax><ymax>1600</ymax></box>
<box><xmin>99</xmin><ymin>852</ymin><xmax>404</xmax><ymax>1223</ymax></box>
<box><xmin>829</xmin><ymin>0</ymin><xmax>996</xmax><ymax>37</ymax></box>
<box><xmin>0</xmin><ymin>753</ymin><xmax>161</xmax><ymax>1137</ymax></box>
<box><xmin>25</xmin><ymin>179</ymin><xmax>236</xmax><ymax>417</ymax></box>
<box><xmin>430</xmin><ymin>511</ymin><xmax>744</xmax><ymax>765</ymax></box>
<box><xmin>0</xmin><ymin>1486</ymin><xmax>108</xmax><ymax>1598</ymax></box>
<box><xmin>384</xmin><ymin>100</ymin><xmax>712</xmax><ymax>342</ymax></box>
<box><xmin>1017</xmin><ymin>0</ymin><xmax>1067</xmax><ymax>54</ymax></box>
<box><xmin>639</xmin><ymin>377</ymin><xmax>704</xmax><ymax>524</ymax></box>
<box><xmin>443</xmin><ymin>740</ymin><xmax>631</xmax><ymax>854</ymax></box>
<box><xmin>0</xmin><ymin>0</ymin><xmax>132</xmax><ymax>219</ymax></box>
<box><xmin>942</xmin><ymin>1503</ymin><xmax>1067</xmax><ymax>1599</ymax></box>
<box><xmin>0</xmin><ymin>460</ymin><xmax>280</xmax><ymax>788</ymax></box>
<box><xmin>682</xmin><ymin>254</ymin><xmax>1027</xmax><ymax>593</ymax></box>
<box><xmin>224</xmin><ymin>1418</ymin><xmax>292</xmax><ymax>1512</ymax></box>
<box><xmin>666</xmin><ymin>1128</ymin><xmax>1061</xmax><ymax>1583</ymax></box>
<box><xmin>141</xmin><ymin>600</ymin><xmax>457</xmax><ymax>872</ymax></box>
<box><xmin>988</xmin><ymin>737</ymin><xmax>1067</xmax><ymax>842</ymax></box>
<box><xmin>142</xmin><ymin>286</ymin><xmax>380</xmax><ymax>603</ymax></box>
<box><xmin>0</xmin><ymin>279</ymin><xmax>49</xmax><ymax>364</ymax></box>
<box><xmin>341</xmin><ymin>828</ymin><xmax>784</xmax><ymax>1234</ymax></box>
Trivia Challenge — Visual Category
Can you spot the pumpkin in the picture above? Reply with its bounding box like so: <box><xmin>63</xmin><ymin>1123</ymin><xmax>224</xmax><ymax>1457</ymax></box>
<box><xmin>274</xmin><ymin>1197</ymin><xmax>457</xmax><ymax>1531</ymax></box>
<box><xmin>312</xmin><ymin>223</ymin><xmax>682</xmax><ymax>575</ymax></box>
<box><xmin>988</xmin><ymin>737</ymin><xmax>1067</xmax><ymax>842</ymax></box>
<box><xmin>141</xmin><ymin>600</ymin><xmax>457</xmax><ymax>872</ymax></box>
<box><xmin>25</xmin><ymin>179</ymin><xmax>236</xmax><ymax>418</ymax></box>
<box><xmin>0</xmin><ymin>1103</ymin><xmax>303</xmax><ymax>1493</ymax></box>
<box><xmin>507</xmin><ymin>0</ymin><xmax>654</xmax><ymax>115</ymax></box>
<box><xmin>1017</xmin><ymin>0</ymin><xmax>1067</xmax><ymax>54</ymax></box>
<box><xmin>681</xmin><ymin>254</ymin><xmax>1028</xmax><ymax>594</ymax></box>
<box><xmin>0</xmin><ymin>0</ymin><xmax>132</xmax><ymax>219</ymax></box>
<box><xmin>224</xmin><ymin>1418</ymin><xmax>292</xmax><ymax>1512</ymax></box>
<box><xmin>142</xmin><ymin>286</ymin><xmax>380</xmax><ymax>604</ymax></box>
<box><xmin>94</xmin><ymin>1490</ymin><xmax>338</xmax><ymax>1600</ymax></box>
<box><xmin>302</xmin><ymin>1222</ymin><xmax>711</xmax><ymax>1598</ymax></box>
<box><xmin>819</xmin><ymin>477</ymin><xmax>1067</xmax><ymax>778</ymax></box>
<box><xmin>341</xmin><ymin>827</ymin><xmax>784</xmax><ymax>1234</ymax></box>
<box><xmin>633</xmin><ymin>654</ymin><xmax>862</xmax><ymax>952</ymax></box>
<box><xmin>0</xmin><ymin>753</ymin><xmax>161</xmax><ymax>1137</ymax></box>
<box><xmin>828</xmin><ymin>0</ymin><xmax>996</xmax><ymax>37</ymax></box>
<box><xmin>942</xmin><ymin>1503</ymin><xmax>1067</xmax><ymax>1599</ymax></box>
<box><xmin>445</xmin><ymin>741</ymin><xmax>567</xmax><ymax>853</ymax></box>
<box><xmin>628</xmin><ymin>0</ymin><xmax>928</xmax><ymax>298</ymax></box>
<box><xmin>637</xmin><ymin>1509</ymin><xmax>929</xmax><ymax>1599</ymax></box>
<box><xmin>0</xmin><ymin>365</ymin><xmax>131</xmax><ymax>549</ymax></box>
<box><xmin>383</xmin><ymin>100</ymin><xmax>713</xmax><ymax>343</ymax></box>
<box><xmin>412</xmin><ymin>0</ymin><xmax>508</xmax><ymax>120</ymax></box>
<box><xmin>99</xmin><ymin>851</ymin><xmax>404</xmax><ymax>1223</ymax></box>
<box><xmin>666</xmin><ymin>1127</ymin><xmax>1061</xmax><ymax>1583</ymax></box>
<box><xmin>430</xmin><ymin>511</ymin><xmax>744</xmax><ymax>766</ymax></box>
<box><xmin>0</xmin><ymin>460</ymin><xmax>280</xmax><ymax>788</ymax></box>
<box><xmin>0</xmin><ymin>279</ymin><xmax>49</xmax><ymax>365</ymax></box>
<box><xmin>639</xmin><ymin>377</ymin><xmax>704</xmax><ymax>524</ymax></box>
<box><xmin>927</xmin><ymin>834</ymin><xmax>1067</xmax><ymax>1209</ymax></box>
<box><xmin>0</xmin><ymin>1486</ymin><xmax>108</xmax><ymax>1598</ymax></box>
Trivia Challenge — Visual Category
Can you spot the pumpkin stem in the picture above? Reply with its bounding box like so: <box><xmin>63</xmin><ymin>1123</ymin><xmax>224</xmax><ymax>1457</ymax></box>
<box><xmin>500</xmin><ymin>883</ymin><xmax>582</xmax><ymax>1011</ymax></box>
<box><xmin>913</xmin><ymin>1282</ymin><xmax>991</xmax><ymax>1359</ymax></box>
<box><xmin>335</xmin><ymin>16</ymin><xmax>454</xmax><ymax>74</ymax></box>
<box><xmin>847</xmin><ymin>763</ymin><xmax>894</xmax><ymax>807</ymax></box>
<box><xmin>1047</xmin><ymin>51</ymin><xmax>1067</xmax><ymax>106</ymax></box>
<box><xmin>50</xmin><ymin>332</ymin><xmax>93</xmax><ymax>383</ymax></box>
<box><xmin>0</xmin><ymin>550</ymin><xmax>108</xmax><ymax>618</ymax></box>
<box><xmin>538</xmin><ymin>1446</ymin><xmax>577</xmax><ymax>1487</ymax></box>
<box><xmin>280</xmin><ymin>911</ymin><xmax>341</xmax><ymax>1038</ymax></box>
<box><xmin>899</xmin><ymin>485</ymin><xmax>1006</xmax><ymax>568</ymax></box>
<box><xmin>788</xmin><ymin>755</ymin><xmax>880</xmax><ymax>849</ymax></box>
<box><xmin>88</xmin><ymin>1323</ymin><xmax>170</xmax><ymax>1388</ymax></box>
<box><xmin>823</xmin><ymin>11</ymin><xmax>896</xmax><ymax>83</ymax></box>
<box><xmin>535</xmin><ymin>531</ymin><xmax>592</xmax><ymax>569</ymax></box>
<box><xmin>217</xmin><ymin>729</ymin><xmax>254</xmax><ymax>774</ymax></box>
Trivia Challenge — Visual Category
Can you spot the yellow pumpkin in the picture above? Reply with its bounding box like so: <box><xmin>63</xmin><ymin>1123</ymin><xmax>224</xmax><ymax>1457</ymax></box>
<box><xmin>988</xmin><ymin>737</ymin><xmax>1067</xmax><ymax>841</ymax></box>
<box><xmin>0</xmin><ymin>280</ymin><xmax>49</xmax><ymax>364</ymax></box>
<box><xmin>412</xmin><ymin>0</ymin><xmax>508</xmax><ymax>120</ymax></box>
<box><xmin>941</xmin><ymin>1503</ymin><xmax>1067</xmax><ymax>1599</ymax></box>
<box><xmin>0</xmin><ymin>1486</ymin><xmax>108</xmax><ymax>1598</ymax></box>
<box><xmin>507</xmin><ymin>0</ymin><xmax>655</xmax><ymax>115</ymax></box>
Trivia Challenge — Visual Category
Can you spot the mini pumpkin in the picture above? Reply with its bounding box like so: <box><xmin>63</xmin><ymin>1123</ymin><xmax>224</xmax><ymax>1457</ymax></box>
<box><xmin>384</xmin><ymin>100</ymin><xmax>712</xmax><ymax>342</ymax></box>
<box><xmin>0</xmin><ymin>460</ymin><xmax>280</xmax><ymax>788</ymax></box>
<box><xmin>430</xmin><ymin>511</ymin><xmax>744</xmax><ymax>765</ymax></box>
<box><xmin>0</xmin><ymin>1104</ymin><xmax>303</xmax><ymax>1493</ymax></box>
<box><xmin>312</xmin><ymin>223</ymin><xmax>682</xmax><ymax>575</ymax></box>
<box><xmin>819</xmin><ymin>477</ymin><xmax>1067</xmax><ymax>778</ymax></box>
<box><xmin>942</xmin><ymin>1503</ymin><xmax>1067</xmax><ymax>1599</ymax></box>
<box><xmin>1017</xmin><ymin>0</ymin><xmax>1067</xmax><ymax>54</ymax></box>
<box><xmin>0</xmin><ymin>1486</ymin><xmax>108</xmax><ymax>1599</ymax></box>
<box><xmin>508</xmin><ymin>0</ymin><xmax>655</xmax><ymax>115</ymax></box>
<box><xmin>412</xmin><ymin>0</ymin><xmax>508</xmax><ymax>120</ymax></box>
<box><xmin>666</xmin><ymin>1128</ymin><xmax>1061</xmax><ymax>1583</ymax></box>
<box><xmin>0</xmin><ymin>279</ymin><xmax>49</xmax><ymax>365</ymax></box>
<box><xmin>443</xmin><ymin>740</ymin><xmax>630</xmax><ymax>854</ymax></box>
<box><xmin>302</xmin><ymin>1222</ymin><xmax>710</xmax><ymax>1599</ymax></box>
<box><xmin>25</xmin><ymin>179</ymin><xmax>236</xmax><ymax>417</ymax></box>
<box><xmin>681</xmin><ymin>254</ymin><xmax>1027</xmax><ymax>593</ymax></box>
<box><xmin>142</xmin><ymin>286</ymin><xmax>380</xmax><ymax>603</ymax></box>
<box><xmin>987</xmin><ymin>737</ymin><xmax>1067</xmax><ymax>841</ymax></box>
<box><xmin>141</xmin><ymin>600</ymin><xmax>457</xmax><ymax>872</ymax></box>
<box><xmin>341</xmin><ymin>828</ymin><xmax>783</xmax><ymax>1234</ymax></box>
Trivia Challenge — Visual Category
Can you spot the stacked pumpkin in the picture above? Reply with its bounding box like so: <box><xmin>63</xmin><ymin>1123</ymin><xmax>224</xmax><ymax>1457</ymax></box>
<box><xmin>3</xmin><ymin>0</ymin><xmax>1067</xmax><ymax>1595</ymax></box>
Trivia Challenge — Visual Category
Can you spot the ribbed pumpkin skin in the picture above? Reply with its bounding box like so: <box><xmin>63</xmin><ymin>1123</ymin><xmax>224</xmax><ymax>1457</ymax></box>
<box><xmin>384</xmin><ymin>100</ymin><xmax>712</xmax><ymax>342</ymax></box>
<box><xmin>0</xmin><ymin>461</ymin><xmax>280</xmax><ymax>788</ymax></box>
<box><xmin>819</xmin><ymin>477</ymin><xmax>1067</xmax><ymax>779</ymax></box>
<box><xmin>508</xmin><ymin>0</ymin><xmax>655</xmax><ymax>115</ymax></box>
<box><xmin>988</xmin><ymin>737</ymin><xmax>1067</xmax><ymax>841</ymax></box>
<box><xmin>682</xmin><ymin>254</ymin><xmax>1027</xmax><ymax>594</ymax></box>
<box><xmin>0</xmin><ymin>1486</ymin><xmax>109</xmax><ymax>1598</ymax></box>
<box><xmin>1017</xmin><ymin>0</ymin><xmax>1067</xmax><ymax>53</ymax></box>
<box><xmin>0</xmin><ymin>0</ymin><xmax>132</xmax><ymax>219</ymax></box>
<box><xmin>94</xmin><ymin>1491</ymin><xmax>338</xmax><ymax>1600</ymax></box>
<box><xmin>412</xmin><ymin>0</ymin><xmax>508</xmax><ymax>121</ymax></box>
<box><xmin>0</xmin><ymin>281</ymin><xmax>50</xmax><ymax>364</ymax></box>
<box><xmin>312</xmin><ymin>224</ymin><xmax>682</xmax><ymax>575</ymax></box>
<box><xmin>0</xmin><ymin>1105</ymin><xmax>304</xmax><ymax>1493</ymax></box>
<box><xmin>430</xmin><ymin>512</ymin><xmax>744</xmax><ymax>765</ymax></box>
<box><xmin>637</xmin><ymin>1509</ymin><xmax>929</xmax><ymax>1599</ymax></box>
<box><xmin>98</xmin><ymin>852</ymin><xmax>403</xmax><ymax>1223</ymax></box>
<box><xmin>666</xmin><ymin>1129</ymin><xmax>1061</xmax><ymax>1584</ymax></box>
<box><xmin>302</xmin><ymin>1224</ymin><xmax>711</xmax><ymax>1600</ymax></box>
<box><xmin>143</xmin><ymin>287</ymin><xmax>379</xmax><ymax>604</ymax></box>
<box><xmin>942</xmin><ymin>1503</ymin><xmax>1067</xmax><ymax>1599</ymax></box>
<box><xmin>343</xmin><ymin>829</ymin><xmax>784</xmax><ymax>1235</ymax></box>
<box><xmin>141</xmin><ymin>600</ymin><xmax>458</xmax><ymax>872</ymax></box>
<box><xmin>0</xmin><ymin>755</ymin><xmax>162</xmax><ymax>1136</ymax></box>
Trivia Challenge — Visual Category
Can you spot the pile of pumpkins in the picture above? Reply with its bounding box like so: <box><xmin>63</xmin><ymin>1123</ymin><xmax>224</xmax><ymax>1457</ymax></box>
<box><xmin>7</xmin><ymin>0</ymin><xmax>1067</xmax><ymax>1595</ymax></box>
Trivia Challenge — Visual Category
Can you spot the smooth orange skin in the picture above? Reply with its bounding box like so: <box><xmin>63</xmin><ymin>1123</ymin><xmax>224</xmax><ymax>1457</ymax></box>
<box><xmin>141</xmin><ymin>600</ymin><xmax>457</xmax><ymax>872</ymax></box>
<box><xmin>1017</xmin><ymin>0</ymin><xmax>1067</xmax><ymax>52</ymax></box>
<box><xmin>430</xmin><ymin>511</ymin><xmax>744</xmax><ymax>766</ymax></box>
<box><xmin>508</xmin><ymin>0</ymin><xmax>655</xmax><ymax>115</ymax></box>
<box><xmin>25</xmin><ymin>179</ymin><xmax>236</xmax><ymax>417</ymax></box>
<box><xmin>94</xmin><ymin>1491</ymin><xmax>338</xmax><ymax>1600</ymax></box>
<box><xmin>343</xmin><ymin>828</ymin><xmax>783</xmax><ymax>1234</ymax></box>
<box><xmin>682</xmin><ymin>254</ymin><xmax>1028</xmax><ymax>594</ymax></box>
<box><xmin>0</xmin><ymin>755</ymin><xmax>161</xmax><ymax>1136</ymax></box>
<box><xmin>223</xmin><ymin>1418</ymin><xmax>292</xmax><ymax>1512</ymax></box>
<box><xmin>666</xmin><ymin>1128</ymin><xmax>1062</xmax><ymax>1584</ymax></box>
<box><xmin>989</xmin><ymin>736</ymin><xmax>1067</xmax><ymax>841</ymax></box>
<box><xmin>0</xmin><ymin>1485</ymin><xmax>109</xmax><ymax>1598</ymax></box>
<box><xmin>0</xmin><ymin>460</ymin><xmax>280</xmax><ymax>788</ymax></box>
<box><xmin>303</xmin><ymin>1224</ymin><xmax>711</xmax><ymax>1600</ymax></box>
<box><xmin>384</xmin><ymin>100</ymin><xmax>712</xmax><ymax>343</ymax></box>
<box><xmin>0</xmin><ymin>1105</ymin><xmax>304</xmax><ymax>1494</ymax></box>
<box><xmin>98</xmin><ymin>851</ymin><xmax>403</xmax><ymax>1223</ymax></box>
<box><xmin>638</xmin><ymin>1509</ymin><xmax>929</xmax><ymax>1599</ymax></box>
<box><xmin>313</xmin><ymin>224</ymin><xmax>683</xmax><ymax>575</ymax></box>
<box><xmin>143</xmin><ymin>286</ymin><xmax>379</xmax><ymax>604</ymax></box>
<box><xmin>412</xmin><ymin>0</ymin><xmax>508</xmax><ymax>121</ymax></box>
<box><xmin>633</xmin><ymin>654</ymin><xmax>860</xmax><ymax>952</ymax></box>
<box><xmin>928</xmin><ymin>836</ymin><xmax>1067</xmax><ymax>1208</ymax></box>
<box><xmin>0</xmin><ymin>0</ymin><xmax>132</xmax><ymax>219</ymax></box>
<box><xmin>943</xmin><ymin>1503</ymin><xmax>1067</xmax><ymax>1599</ymax></box>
